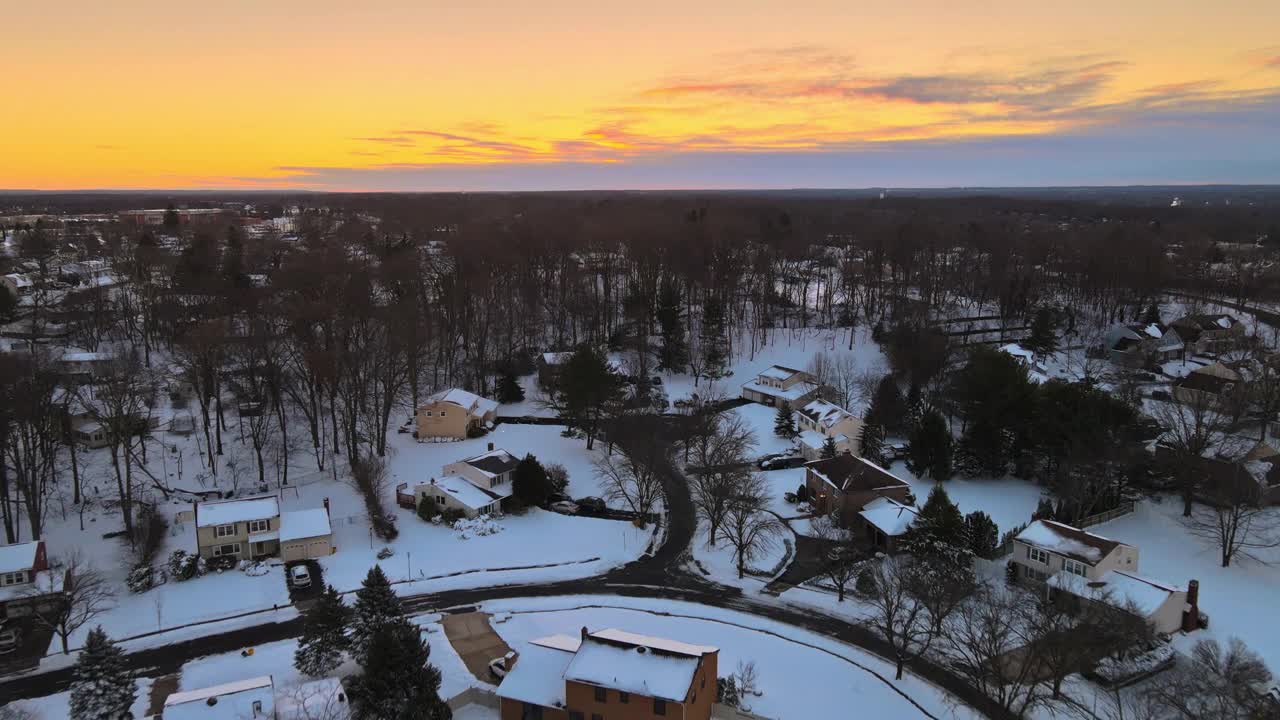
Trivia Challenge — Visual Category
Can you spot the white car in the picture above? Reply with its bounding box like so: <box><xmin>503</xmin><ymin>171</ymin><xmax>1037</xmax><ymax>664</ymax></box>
<box><xmin>488</xmin><ymin>651</ymin><xmax>516</xmax><ymax>679</ymax></box>
<box><xmin>549</xmin><ymin>501</ymin><xmax>579</xmax><ymax>515</ymax></box>
<box><xmin>0</xmin><ymin>625</ymin><xmax>20</xmax><ymax>654</ymax></box>
<box><xmin>289</xmin><ymin>565</ymin><xmax>312</xmax><ymax>589</ymax></box>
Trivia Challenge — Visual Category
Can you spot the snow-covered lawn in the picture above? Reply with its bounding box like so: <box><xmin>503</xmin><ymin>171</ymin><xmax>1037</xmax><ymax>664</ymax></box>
<box><xmin>9</xmin><ymin>677</ymin><xmax>154</xmax><ymax>720</ymax></box>
<box><xmin>728</xmin><ymin>403</ymin><xmax>799</xmax><ymax>459</ymax></box>
<box><xmin>689</xmin><ymin>520</ymin><xmax>792</xmax><ymax>587</ymax></box>
<box><xmin>1092</xmin><ymin>497</ymin><xmax>1280</xmax><ymax>671</ymax></box>
<box><xmin>484</xmin><ymin>595</ymin><xmax>980</xmax><ymax>719</ymax></box>
<box><xmin>887</xmin><ymin>461</ymin><xmax>1045</xmax><ymax>537</ymax></box>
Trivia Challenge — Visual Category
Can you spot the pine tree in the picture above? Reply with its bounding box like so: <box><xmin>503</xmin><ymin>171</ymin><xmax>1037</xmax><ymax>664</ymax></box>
<box><xmin>69</xmin><ymin>627</ymin><xmax>136</xmax><ymax>720</ymax></box>
<box><xmin>906</xmin><ymin>409</ymin><xmax>953</xmax><ymax>481</ymax></box>
<box><xmin>772</xmin><ymin>404</ymin><xmax>796</xmax><ymax>439</ymax></box>
<box><xmin>1140</xmin><ymin>302</ymin><xmax>1161</xmax><ymax>326</ymax></box>
<box><xmin>555</xmin><ymin>345</ymin><xmax>621</xmax><ymax>450</ymax></box>
<box><xmin>865</xmin><ymin>375</ymin><xmax>907</xmax><ymax>434</ymax></box>
<box><xmin>656</xmin><ymin>280</ymin><xmax>689</xmax><ymax>372</ymax></box>
<box><xmin>513</xmin><ymin>453</ymin><xmax>552</xmax><ymax>507</ymax></box>
<box><xmin>1024</xmin><ymin>307</ymin><xmax>1059</xmax><ymax>355</ymax></box>
<box><xmin>820</xmin><ymin>436</ymin><xmax>839</xmax><ymax>459</ymax></box>
<box><xmin>495</xmin><ymin>370</ymin><xmax>525</xmax><ymax>404</ymax></box>
<box><xmin>899</xmin><ymin>485</ymin><xmax>972</xmax><ymax>567</ymax></box>
<box><xmin>700</xmin><ymin>294</ymin><xmax>729</xmax><ymax>380</ymax></box>
<box><xmin>349</xmin><ymin>619</ymin><xmax>452</xmax><ymax>720</ymax></box>
<box><xmin>352</xmin><ymin>565</ymin><xmax>404</xmax><ymax>662</ymax></box>
<box><xmin>295</xmin><ymin>585</ymin><xmax>352</xmax><ymax>677</ymax></box>
<box><xmin>859</xmin><ymin>422</ymin><xmax>885</xmax><ymax>465</ymax></box>
<box><xmin>964</xmin><ymin>511</ymin><xmax>999</xmax><ymax>558</ymax></box>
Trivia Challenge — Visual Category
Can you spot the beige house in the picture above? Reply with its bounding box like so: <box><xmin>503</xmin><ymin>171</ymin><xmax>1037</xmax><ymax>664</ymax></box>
<box><xmin>415</xmin><ymin>388</ymin><xmax>499</xmax><ymax>441</ymax></box>
<box><xmin>740</xmin><ymin>365</ymin><xmax>827</xmax><ymax>409</ymax></box>
<box><xmin>497</xmin><ymin>628</ymin><xmax>718</xmax><ymax>720</ymax></box>
<box><xmin>442</xmin><ymin>446</ymin><xmax>519</xmax><ymax>505</ymax></box>
<box><xmin>1013</xmin><ymin>520</ymin><xmax>1198</xmax><ymax>634</ymax></box>
<box><xmin>795</xmin><ymin>399</ymin><xmax>863</xmax><ymax>460</ymax></box>
<box><xmin>194</xmin><ymin>496</ymin><xmax>333</xmax><ymax>562</ymax></box>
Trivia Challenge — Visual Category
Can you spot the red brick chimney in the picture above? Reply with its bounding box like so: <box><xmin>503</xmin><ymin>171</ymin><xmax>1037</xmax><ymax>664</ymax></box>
<box><xmin>1182</xmin><ymin>579</ymin><xmax>1200</xmax><ymax>632</ymax></box>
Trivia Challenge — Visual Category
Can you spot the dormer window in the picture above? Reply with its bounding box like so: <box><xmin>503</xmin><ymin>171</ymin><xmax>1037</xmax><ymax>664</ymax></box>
<box><xmin>1</xmin><ymin>571</ymin><xmax>28</xmax><ymax>586</ymax></box>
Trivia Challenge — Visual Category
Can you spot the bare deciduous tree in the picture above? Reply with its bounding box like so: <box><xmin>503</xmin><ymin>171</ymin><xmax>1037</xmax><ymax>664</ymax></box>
<box><xmin>1185</xmin><ymin>472</ymin><xmax>1280</xmax><ymax>567</ymax></box>
<box><xmin>942</xmin><ymin>585</ymin><xmax>1044</xmax><ymax>718</ymax></box>
<box><xmin>593</xmin><ymin>426</ymin><xmax>667</xmax><ymax>524</ymax></box>
<box><xmin>863</xmin><ymin>556</ymin><xmax>937</xmax><ymax>681</ymax></box>
<box><xmin>1153</xmin><ymin>391</ymin><xmax>1241</xmax><ymax>517</ymax></box>
<box><xmin>24</xmin><ymin>552</ymin><xmax>116</xmax><ymax>655</ymax></box>
<box><xmin>809</xmin><ymin>515</ymin><xmax>860</xmax><ymax>601</ymax></box>
<box><xmin>1141</xmin><ymin>637</ymin><xmax>1272</xmax><ymax>720</ymax></box>
<box><xmin>721</xmin><ymin>475</ymin><xmax>785</xmax><ymax>579</ymax></box>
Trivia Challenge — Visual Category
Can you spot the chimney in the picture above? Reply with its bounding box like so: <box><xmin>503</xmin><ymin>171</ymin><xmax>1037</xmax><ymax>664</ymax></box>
<box><xmin>580</xmin><ymin>626</ymin><xmax>590</xmax><ymax>642</ymax></box>
<box><xmin>488</xmin><ymin>442</ymin><xmax>495</xmax><ymax>452</ymax></box>
<box><xmin>1183</xmin><ymin>579</ymin><xmax>1201</xmax><ymax>632</ymax></box>
<box><xmin>430</xmin><ymin>477</ymin><xmax>437</xmax><ymax>486</ymax></box>
<box><xmin>323</xmin><ymin>497</ymin><xmax>330</xmax><ymax>517</ymax></box>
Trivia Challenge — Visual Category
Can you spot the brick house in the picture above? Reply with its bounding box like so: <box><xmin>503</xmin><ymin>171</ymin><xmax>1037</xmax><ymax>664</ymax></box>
<box><xmin>804</xmin><ymin>454</ymin><xmax>912</xmax><ymax>524</ymax></box>
<box><xmin>497</xmin><ymin>627</ymin><xmax>718</xmax><ymax>720</ymax></box>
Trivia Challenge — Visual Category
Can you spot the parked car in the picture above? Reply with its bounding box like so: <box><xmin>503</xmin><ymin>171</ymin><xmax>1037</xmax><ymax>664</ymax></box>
<box><xmin>576</xmin><ymin>497</ymin><xmax>606</xmax><ymax>514</ymax></box>
<box><xmin>546</xmin><ymin>492</ymin><xmax>572</xmax><ymax>506</ymax></box>
<box><xmin>489</xmin><ymin>651</ymin><xmax>517</xmax><ymax>679</ymax></box>
<box><xmin>886</xmin><ymin>442</ymin><xmax>907</xmax><ymax>461</ymax></box>
<box><xmin>289</xmin><ymin>564</ymin><xmax>312</xmax><ymax>589</ymax></box>
<box><xmin>759</xmin><ymin>456</ymin><xmax>805</xmax><ymax>471</ymax></box>
<box><xmin>0</xmin><ymin>625</ymin><xmax>20</xmax><ymax>655</ymax></box>
<box><xmin>550</xmin><ymin>501</ymin><xmax>580</xmax><ymax>515</ymax></box>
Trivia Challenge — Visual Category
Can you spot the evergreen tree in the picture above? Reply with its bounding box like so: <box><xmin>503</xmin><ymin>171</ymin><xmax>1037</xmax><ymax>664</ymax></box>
<box><xmin>906</xmin><ymin>409</ymin><xmax>953</xmax><ymax>481</ymax></box>
<box><xmin>951</xmin><ymin>346</ymin><xmax>1037</xmax><ymax>476</ymax></box>
<box><xmin>1140</xmin><ymin>302</ymin><xmax>1161</xmax><ymax>326</ymax></box>
<box><xmin>495</xmin><ymin>369</ymin><xmax>525</xmax><ymax>404</ymax></box>
<box><xmin>899</xmin><ymin>485</ymin><xmax>972</xmax><ymax>567</ymax></box>
<box><xmin>820</xmin><ymin>436</ymin><xmax>839</xmax><ymax>459</ymax></box>
<box><xmin>865</xmin><ymin>375</ymin><xmax>907</xmax><ymax>434</ymax></box>
<box><xmin>964</xmin><ymin>511</ymin><xmax>999</xmax><ymax>558</ymax></box>
<box><xmin>656</xmin><ymin>280</ymin><xmax>689</xmax><ymax>372</ymax></box>
<box><xmin>772</xmin><ymin>404</ymin><xmax>796</xmax><ymax>439</ymax></box>
<box><xmin>162</xmin><ymin>203</ymin><xmax>180</xmax><ymax>230</ymax></box>
<box><xmin>859</xmin><ymin>422</ymin><xmax>885</xmax><ymax>465</ymax></box>
<box><xmin>1024</xmin><ymin>307</ymin><xmax>1059</xmax><ymax>356</ymax></box>
<box><xmin>699</xmin><ymin>294</ymin><xmax>730</xmax><ymax>380</ymax></box>
<box><xmin>352</xmin><ymin>565</ymin><xmax>404</xmax><ymax>661</ymax></box>
<box><xmin>69</xmin><ymin>627</ymin><xmax>135</xmax><ymax>720</ymax></box>
<box><xmin>295</xmin><ymin>585</ymin><xmax>352</xmax><ymax>677</ymax></box>
<box><xmin>513</xmin><ymin>453</ymin><xmax>553</xmax><ymax>507</ymax></box>
<box><xmin>349</xmin><ymin>619</ymin><xmax>452</xmax><ymax>720</ymax></box>
<box><xmin>554</xmin><ymin>345</ymin><xmax>621</xmax><ymax>450</ymax></box>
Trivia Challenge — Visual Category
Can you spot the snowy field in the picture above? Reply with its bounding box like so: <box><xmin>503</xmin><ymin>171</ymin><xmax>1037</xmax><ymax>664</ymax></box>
<box><xmin>484</xmin><ymin>595</ymin><xmax>981</xmax><ymax>720</ymax></box>
<box><xmin>886</xmin><ymin>461</ymin><xmax>1047</xmax><ymax>538</ymax></box>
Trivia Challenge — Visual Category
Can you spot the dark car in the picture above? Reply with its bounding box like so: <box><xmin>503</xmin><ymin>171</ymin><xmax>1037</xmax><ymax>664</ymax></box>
<box><xmin>759</xmin><ymin>456</ymin><xmax>806</xmax><ymax>471</ymax></box>
<box><xmin>576</xmin><ymin>497</ymin><xmax>607</xmax><ymax>514</ymax></box>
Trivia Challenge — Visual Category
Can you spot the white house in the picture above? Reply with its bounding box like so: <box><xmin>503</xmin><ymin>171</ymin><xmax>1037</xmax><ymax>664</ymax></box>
<box><xmin>740</xmin><ymin>365</ymin><xmax>826</xmax><ymax>409</ymax></box>
<box><xmin>412</xmin><ymin>475</ymin><xmax>503</xmax><ymax>518</ymax></box>
<box><xmin>441</xmin><ymin>445</ymin><xmax>520</xmax><ymax>506</ymax></box>
<box><xmin>163</xmin><ymin>675</ymin><xmax>276</xmax><ymax>720</ymax></box>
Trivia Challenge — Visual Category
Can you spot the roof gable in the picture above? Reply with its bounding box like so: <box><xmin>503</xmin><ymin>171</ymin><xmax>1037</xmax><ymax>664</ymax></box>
<box><xmin>1016</xmin><ymin>520</ymin><xmax>1123</xmax><ymax>565</ymax></box>
<box><xmin>806</xmin><ymin>455</ymin><xmax>908</xmax><ymax>493</ymax></box>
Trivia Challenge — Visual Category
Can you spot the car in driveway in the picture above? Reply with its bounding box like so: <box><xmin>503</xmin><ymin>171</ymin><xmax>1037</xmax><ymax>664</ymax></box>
<box><xmin>575</xmin><ymin>497</ymin><xmax>607</xmax><ymax>515</ymax></box>
<box><xmin>488</xmin><ymin>651</ymin><xmax>516</xmax><ymax>679</ymax></box>
<box><xmin>0</xmin><ymin>624</ymin><xmax>20</xmax><ymax>655</ymax></box>
<box><xmin>550</xmin><ymin>501</ymin><xmax>580</xmax><ymax>515</ymax></box>
<box><xmin>289</xmin><ymin>564</ymin><xmax>312</xmax><ymax>589</ymax></box>
<box><xmin>759</xmin><ymin>455</ymin><xmax>805</xmax><ymax>471</ymax></box>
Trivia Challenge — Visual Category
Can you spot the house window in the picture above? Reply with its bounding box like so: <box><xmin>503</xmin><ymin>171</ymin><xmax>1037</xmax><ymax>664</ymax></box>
<box><xmin>654</xmin><ymin>698</ymin><xmax>667</xmax><ymax>716</ymax></box>
<box><xmin>248</xmin><ymin>519</ymin><xmax>269</xmax><ymax>534</ymax></box>
<box><xmin>522</xmin><ymin>703</ymin><xmax>544</xmax><ymax>720</ymax></box>
<box><xmin>569</xmin><ymin>713</ymin><xmax>583</xmax><ymax>720</ymax></box>
<box><xmin>1063</xmin><ymin>559</ymin><xmax>1088</xmax><ymax>577</ymax></box>
<box><xmin>1023</xmin><ymin>564</ymin><xmax>1048</xmax><ymax>582</ymax></box>
<box><xmin>594</xmin><ymin>686</ymin><xmax>606</xmax><ymax>702</ymax></box>
<box><xmin>439</xmin><ymin>411</ymin><xmax>446</xmax><ymax>417</ymax></box>
<box><xmin>1026</xmin><ymin>547</ymin><xmax>1049</xmax><ymax>564</ymax></box>
<box><xmin>424</xmin><ymin>411</ymin><xmax>432</xmax><ymax>417</ymax></box>
<box><xmin>215</xmin><ymin>523</ymin><xmax>236</xmax><ymax>538</ymax></box>
<box><xmin>0</xmin><ymin>571</ymin><xmax>28</xmax><ymax>586</ymax></box>
<box><xmin>619</xmin><ymin>692</ymin><xmax>629</xmax><ymax>704</ymax></box>
<box><xmin>213</xmin><ymin>543</ymin><xmax>241</xmax><ymax>557</ymax></box>
<box><xmin>252</xmin><ymin>700</ymin><xmax>262</xmax><ymax>715</ymax></box>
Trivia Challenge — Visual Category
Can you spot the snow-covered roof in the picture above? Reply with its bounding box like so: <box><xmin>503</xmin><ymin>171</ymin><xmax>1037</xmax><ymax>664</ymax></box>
<box><xmin>2</xmin><ymin>273</ymin><xmax>33</xmax><ymax>288</ymax></box>
<box><xmin>564</xmin><ymin>629</ymin><xmax>715</xmax><ymax>703</ymax></box>
<box><xmin>280</xmin><ymin>508</ymin><xmax>332</xmax><ymax>542</ymax></box>
<box><xmin>0</xmin><ymin>568</ymin><xmax>57</xmax><ymax>604</ymax></box>
<box><xmin>542</xmin><ymin>352</ymin><xmax>573</xmax><ymax>366</ymax></box>
<box><xmin>60</xmin><ymin>351</ymin><xmax>113</xmax><ymax>363</ymax></box>
<box><xmin>496</xmin><ymin>640</ymin><xmax>577</xmax><ymax>708</ymax></box>
<box><xmin>164</xmin><ymin>675</ymin><xmax>275</xmax><ymax>720</ymax></box>
<box><xmin>0</xmin><ymin>541</ymin><xmax>39</xmax><ymax>574</ymax></box>
<box><xmin>1142</xmin><ymin>323</ymin><xmax>1163</xmax><ymax>339</ymax></box>
<box><xmin>426</xmin><ymin>388</ymin><xmax>498</xmax><ymax>417</ymax></box>
<box><xmin>532</xmin><ymin>634</ymin><xmax>583</xmax><ymax>652</ymax></box>
<box><xmin>999</xmin><ymin>343</ymin><xmax>1035</xmax><ymax>362</ymax></box>
<box><xmin>798</xmin><ymin>399</ymin><xmax>858</xmax><ymax>430</ymax></box>
<box><xmin>859</xmin><ymin>497</ymin><xmax>919</xmax><ymax>537</ymax></box>
<box><xmin>797</xmin><ymin>429</ymin><xmax>828</xmax><ymax>451</ymax></box>
<box><xmin>196</xmin><ymin>495</ymin><xmax>280</xmax><ymax>528</ymax></box>
<box><xmin>421</xmin><ymin>475</ymin><xmax>500</xmax><ymax>511</ymax></box>
<box><xmin>806</xmin><ymin>454</ymin><xmax>909</xmax><ymax>494</ymax></box>
<box><xmin>741</xmin><ymin>379</ymin><xmax>820</xmax><ymax>401</ymax></box>
<box><xmin>277</xmin><ymin>677</ymin><xmax>350</xmax><ymax>720</ymax></box>
<box><xmin>1048</xmin><ymin>570</ymin><xmax>1183</xmax><ymax>617</ymax></box>
<box><xmin>1016</xmin><ymin>520</ymin><xmax>1122</xmax><ymax>565</ymax></box>
<box><xmin>759</xmin><ymin>365</ymin><xmax>805</xmax><ymax>381</ymax></box>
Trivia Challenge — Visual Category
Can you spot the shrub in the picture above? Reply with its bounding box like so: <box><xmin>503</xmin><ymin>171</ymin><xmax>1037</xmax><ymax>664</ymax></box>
<box><xmin>207</xmin><ymin>555</ymin><xmax>237</xmax><ymax>572</ymax></box>
<box><xmin>796</xmin><ymin>484</ymin><xmax>808</xmax><ymax>503</ymax></box>
<box><xmin>130</xmin><ymin>504</ymin><xmax>169</xmax><ymax>566</ymax></box>
<box><xmin>855</xmin><ymin>567</ymin><xmax>876</xmax><ymax>597</ymax></box>
<box><xmin>441</xmin><ymin>508</ymin><xmax>467</xmax><ymax>525</ymax></box>
<box><xmin>416</xmin><ymin>497</ymin><xmax>438</xmax><ymax>522</ymax></box>
<box><xmin>465</xmin><ymin>424</ymin><xmax>489</xmax><ymax>439</ymax></box>
<box><xmin>126</xmin><ymin>563</ymin><xmax>156</xmax><ymax>593</ymax></box>
<box><xmin>545</xmin><ymin>463</ymin><xmax>570</xmax><ymax>494</ymax></box>
<box><xmin>716</xmin><ymin>676</ymin><xmax>739</xmax><ymax>707</ymax></box>
<box><xmin>166</xmin><ymin>550</ymin><xmax>203</xmax><ymax>581</ymax></box>
<box><xmin>1005</xmin><ymin>559</ymin><xmax>1018</xmax><ymax>585</ymax></box>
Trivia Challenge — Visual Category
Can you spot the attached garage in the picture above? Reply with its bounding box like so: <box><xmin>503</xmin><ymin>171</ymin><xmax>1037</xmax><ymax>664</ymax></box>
<box><xmin>279</xmin><ymin>508</ymin><xmax>334</xmax><ymax>562</ymax></box>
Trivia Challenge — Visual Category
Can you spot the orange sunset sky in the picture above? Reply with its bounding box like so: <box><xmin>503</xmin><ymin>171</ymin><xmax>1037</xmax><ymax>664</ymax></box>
<box><xmin>3</xmin><ymin>0</ymin><xmax>1279</xmax><ymax>190</ymax></box>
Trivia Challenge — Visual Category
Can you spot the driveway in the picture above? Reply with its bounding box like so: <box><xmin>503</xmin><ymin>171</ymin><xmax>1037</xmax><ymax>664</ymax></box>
<box><xmin>440</xmin><ymin>611</ymin><xmax>513</xmax><ymax>683</ymax></box>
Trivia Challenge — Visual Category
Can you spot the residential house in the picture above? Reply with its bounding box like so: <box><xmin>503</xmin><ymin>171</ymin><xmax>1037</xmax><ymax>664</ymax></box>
<box><xmin>858</xmin><ymin>497</ymin><xmax>918</xmax><ymax>553</ymax></box>
<box><xmin>1171</xmin><ymin>362</ymin><xmax>1242</xmax><ymax>409</ymax></box>
<box><xmin>538</xmin><ymin>351</ymin><xmax>575</xmax><ymax>390</ymax></box>
<box><xmin>1171</xmin><ymin>314</ymin><xmax>1246</xmax><ymax>355</ymax></box>
<box><xmin>1103</xmin><ymin>323</ymin><xmax>1185</xmax><ymax>368</ymax></box>
<box><xmin>804</xmin><ymin>454</ymin><xmax>912</xmax><ymax>524</ymax></box>
<box><xmin>162</xmin><ymin>674</ymin><xmax>349</xmax><ymax>720</ymax></box>
<box><xmin>496</xmin><ymin>627</ymin><xmax>718</xmax><ymax>720</ymax></box>
<box><xmin>795</xmin><ymin>399</ymin><xmax>863</xmax><ymax>461</ymax></box>
<box><xmin>0</xmin><ymin>273</ymin><xmax>33</xmax><ymax>300</ymax></box>
<box><xmin>442</xmin><ymin>446</ymin><xmax>520</xmax><ymax>508</ymax></box>
<box><xmin>415</xmin><ymin>388</ymin><xmax>499</xmax><ymax>441</ymax></box>
<box><xmin>194</xmin><ymin>496</ymin><xmax>334</xmax><ymax>562</ymax></box>
<box><xmin>1155</xmin><ymin>441</ymin><xmax>1280</xmax><ymax>506</ymax></box>
<box><xmin>58</xmin><ymin>351</ymin><xmax>116</xmax><ymax>381</ymax></box>
<box><xmin>411</xmin><ymin>475</ymin><xmax>504</xmax><ymax>518</ymax></box>
<box><xmin>740</xmin><ymin>365</ymin><xmax>828</xmax><ymax>409</ymax></box>
<box><xmin>1012</xmin><ymin>520</ymin><xmax>1198</xmax><ymax>634</ymax></box>
<box><xmin>0</xmin><ymin>541</ymin><xmax>62</xmax><ymax>622</ymax></box>
<box><xmin>999</xmin><ymin>343</ymin><xmax>1037</xmax><ymax>368</ymax></box>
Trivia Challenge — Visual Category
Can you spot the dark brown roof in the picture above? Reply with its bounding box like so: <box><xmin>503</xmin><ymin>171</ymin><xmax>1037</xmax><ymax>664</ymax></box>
<box><xmin>1174</xmin><ymin>372</ymin><xmax>1235</xmax><ymax>395</ymax></box>
<box><xmin>463</xmin><ymin>450</ymin><xmax>520</xmax><ymax>476</ymax></box>
<box><xmin>806</xmin><ymin>454</ymin><xmax>909</xmax><ymax>493</ymax></box>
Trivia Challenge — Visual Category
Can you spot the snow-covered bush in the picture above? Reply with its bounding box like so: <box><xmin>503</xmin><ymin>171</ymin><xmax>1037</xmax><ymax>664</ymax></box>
<box><xmin>1091</xmin><ymin>643</ymin><xmax>1176</xmax><ymax>686</ymax></box>
<box><xmin>241</xmin><ymin>561</ymin><xmax>270</xmax><ymax>577</ymax></box>
<box><xmin>376</xmin><ymin>547</ymin><xmax>394</xmax><ymax>560</ymax></box>
<box><xmin>453</xmin><ymin>515</ymin><xmax>503</xmax><ymax>540</ymax></box>
<box><xmin>126</xmin><ymin>563</ymin><xmax>156</xmax><ymax>593</ymax></box>
<box><xmin>166</xmin><ymin>550</ymin><xmax>203</xmax><ymax>581</ymax></box>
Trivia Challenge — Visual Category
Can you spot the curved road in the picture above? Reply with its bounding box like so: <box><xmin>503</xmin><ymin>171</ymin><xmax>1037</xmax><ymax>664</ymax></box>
<box><xmin>0</xmin><ymin>414</ymin><xmax>1011</xmax><ymax>719</ymax></box>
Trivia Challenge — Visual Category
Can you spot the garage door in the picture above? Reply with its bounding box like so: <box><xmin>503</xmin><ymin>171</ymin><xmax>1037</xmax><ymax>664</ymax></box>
<box><xmin>283</xmin><ymin>538</ymin><xmax>330</xmax><ymax>561</ymax></box>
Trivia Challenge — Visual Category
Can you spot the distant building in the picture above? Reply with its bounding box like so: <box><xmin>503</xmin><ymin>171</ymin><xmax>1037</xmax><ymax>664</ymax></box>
<box><xmin>161</xmin><ymin>674</ymin><xmax>351</xmax><ymax>719</ymax></box>
<box><xmin>1170</xmin><ymin>314</ymin><xmax>1245</xmax><ymax>356</ymax></box>
<box><xmin>116</xmin><ymin>208</ymin><xmax>229</xmax><ymax>227</ymax></box>
<box><xmin>415</xmin><ymin>389</ymin><xmax>499</xmax><ymax>441</ymax></box>
<box><xmin>0</xmin><ymin>540</ymin><xmax>63</xmax><ymax>622</ymax></box>
<box><xmin>496</xmin><ymin>627</ymin><xmax>719</xmax><ymax>720</ymax></box>
<box><xmin>1104</xmin><ymin>323</ymin><xmax>1184</xmax><ymax>368</ymax></box>
<box><xmin>741</xmin><ymin>365</ymin><xmax>827</xmax><ymax>410</ymax></box>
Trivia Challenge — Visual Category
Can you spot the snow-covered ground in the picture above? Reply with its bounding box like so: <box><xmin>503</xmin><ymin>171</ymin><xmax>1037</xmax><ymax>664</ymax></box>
<box><xmin>484</xmin><ymin>595</ymin><xmax>980</xmax><ymax>720</ymax></box>
<box><xmin>8</xmin><ymin>677</ymin><xmax>154</xmax><ymax>720</ymax></box>
<box><xmin>886</xmin><ymin>461</ymin><xmax>1046</xmax><ymax>538</ymax></box>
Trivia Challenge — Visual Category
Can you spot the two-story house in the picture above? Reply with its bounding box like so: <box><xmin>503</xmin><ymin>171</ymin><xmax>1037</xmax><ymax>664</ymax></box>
<box><xmin>740</xmin><ymin>365</ymin><xmax>827</xmax><ymax>410</ymax></box>
<box><xmin>162</xmin><ymin>674</ymin><xmax>351</xmax><ymax>719</ymax></box>
<box><xmin>795</xmin><ymin>399</ymin><xmax>863</xmax><ymax>460</ymax></box>
<box><xmin>0</xmin><ymin>540</ymin><xmax>62</xmax><ymax>622</ymax></box>
<box><xmin>1012</xmin><ymin>520</ymin><xmax>1199</xmax><ymax>634</ymax></box>
<box><xmin>194</xmin><ymin>496</ymin><xmax>334</xmax><ymax>563</ymax></box>
<box><xmin>1171</xmin><ymin>314</ymin><xmax>1246</xmax><ymax>356</ymax></box>
<box><xmin>443</xmin><ymin>446</ymin><xmax>520</xmax><ymax>505</ymax></box>
<box><xmin>496</xmin><ymin>627</ymin><xmax>718</xmax><ymax>720</ymax></box>
<box><xmin>415</xmin><ymin>388</ymin><xmax>500</xmax><ymax>441</ymax></box>
<box><xmin>1104</xmin><ymin>323</ymin><xmax>1185</xmax><ymax>368</ymax></box>
<box><xmin>804</xmin><ymin>454</ymin><xmax>912</xmax><ymax>525</ymax></box>
<box><xmin>405</xmin><ymin>445</ymin><xmax>519</xmax><ymax>518</ymax></box>
<box><xmin>1171</xmin><ymin>362</ymin><xmax>1243</xmax><ymax>410</ymax></box>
